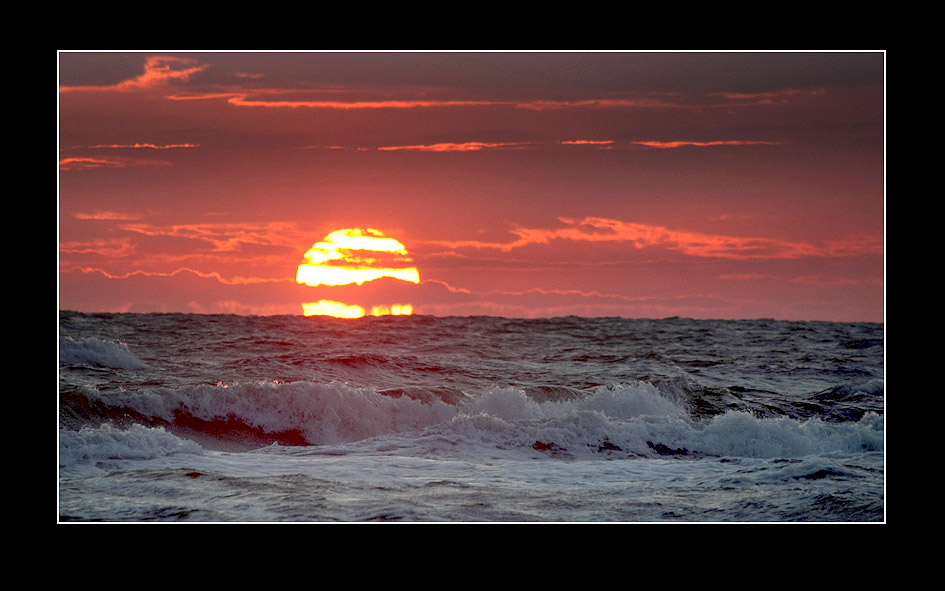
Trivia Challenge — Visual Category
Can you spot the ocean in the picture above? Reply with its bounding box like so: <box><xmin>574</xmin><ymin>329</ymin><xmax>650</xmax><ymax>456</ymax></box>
<box><xmin>58</xmin><ymin>311</ymin><xmax>885</xmax><ymax>522</ymax></box>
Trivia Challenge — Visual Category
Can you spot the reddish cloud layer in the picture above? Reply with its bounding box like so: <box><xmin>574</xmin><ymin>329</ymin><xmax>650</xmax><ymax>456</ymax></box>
<box><xmin>58</xmin><ymin>156</ymin><xmax>172</xmax><ymax>170</ymax></box>
<box><xmin>377</xmin><ymin>141</ymin><xmax>533</xmax><ymax>152</ymax></box>
<box><xmin>422</xmin><ymin>217</ymin><xmax>877</xmax><ymax>261</ymax></box>
<box><xmin>631</xmin><ymin>140</ymin><xmax>781</xmax><ymax>149</ymax></box>
<box><xmin>88</xmin><ymin>143</ymin><xmax>200</xmax><ymax>149</ymax></box>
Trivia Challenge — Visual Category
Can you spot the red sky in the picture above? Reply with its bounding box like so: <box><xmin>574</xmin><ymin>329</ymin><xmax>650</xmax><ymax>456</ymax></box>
<box><xmin>58</xmin><ymin>51</ymin><xmax>885</xmax><ymax>321</ymax></box>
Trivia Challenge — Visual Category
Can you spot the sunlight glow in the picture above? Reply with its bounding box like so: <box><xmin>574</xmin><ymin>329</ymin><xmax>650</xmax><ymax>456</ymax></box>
<box><xmin>372</xmin><ymin>304</ymin><xmax>413</xmax><ymax>316</ymax></box>
<box><xmin>301</xmin><ymin>300</ymin><xmax>365</xmax><ymax>318</ymax></box>
<box><xmin>297</xmin><ymin>228</ymin><xmax>419</xmax><ymax>318</ymax></box>
<box><xmin>296</xmin><ymin>228</ymin><xmax>420</xmax><ymax>287</ymax></box>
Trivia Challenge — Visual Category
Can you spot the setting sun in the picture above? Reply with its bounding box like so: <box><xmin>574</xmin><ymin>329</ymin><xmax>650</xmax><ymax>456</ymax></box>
<box><xmin>297</xmin><ymin>228</ymin><xmax>419</xmax><ymax>317</ymax></box>
<box><xmin>301</xmin><ymin>300</ymin><xmax>366</xmax><ymax>318</ymax></box>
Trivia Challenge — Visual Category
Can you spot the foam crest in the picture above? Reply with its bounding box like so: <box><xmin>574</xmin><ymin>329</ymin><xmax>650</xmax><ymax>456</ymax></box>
<box><xmin>424</xmin><ymin>384</ymin><xmax>884</xmax><ymax>460</ymax></box>
<box><xmin>91</xmin><ymin>380</ymin><xmax>460</xmax><ymax>445</ymax></box>
<box><xmin>686</xmin><ymin>411</ymin><xmax>884</xmax><ymax>458</ymax></box>
<box><xmin>59</xmin><ymin>424</ymin><xmax>204</xmax><ymax>475</ymax></box>
<box><xmin>425</xmin><ymin>383</ymin><xmax>695</xmax><ymax>458</ymax></box>
<box><xmin>468</xmin><ymin>382</ymin><xmax>687</xmax><ymax>422</ymax></box>
<box><xmin>59</xmin><ymin>336</ymin><xmax>146</xmax><ymax>370</ymax></box>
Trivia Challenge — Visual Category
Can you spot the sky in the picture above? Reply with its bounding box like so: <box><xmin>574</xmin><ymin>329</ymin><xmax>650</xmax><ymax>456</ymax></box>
<box><xmin>58</xmin><ymin>51</ymin><xmax>885</xmax><ymax>322</ymax></box>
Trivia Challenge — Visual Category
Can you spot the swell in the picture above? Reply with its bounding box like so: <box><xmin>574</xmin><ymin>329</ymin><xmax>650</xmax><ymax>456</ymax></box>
<box><xmin>652</xmin><ymin>377</ymin><xmax>884</xmax><ymax>423</ymax></box>
<box><xmin>59</xmin><ymin>390</ymin><xmax>311</xmax><ymax>449</ymax></box>
<box><xmin>59</xmin><ymin>377</ymin><xmax>885</xmax><ymax>464</ymax></box>
<box><xmin>59</xmin><ymin>380</ymin><xmax>462</xmax><ymax>449</ymax></box>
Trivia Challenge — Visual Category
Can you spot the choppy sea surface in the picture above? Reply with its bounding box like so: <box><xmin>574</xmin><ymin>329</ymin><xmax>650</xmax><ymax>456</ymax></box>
<box><xmin>58</xmin><ymin>311</ymin><xmax>885</xmax><ymax>522</ymax></box>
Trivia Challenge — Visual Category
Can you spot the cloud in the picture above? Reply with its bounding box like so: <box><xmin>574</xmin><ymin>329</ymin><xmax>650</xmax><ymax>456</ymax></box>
<box><xmin>70</xmin><ymin>266</ymin><xmax>288</xmax><ymax>286</ymax></box>
<box><xmin>296</xmin><ymin>228</ymin><xmax>420</xmax><ymax>287</ymax></box>
<box><xmin>59</xmin><ymin>143</ymin><xmax>199</xmax><ymax>172</ymax></box>
<box><xmin>558</xmin><ymin>140</ymin><xmax>615</xmax><ymax>148</ymax></box>
<box><xmin>73</xmin><ymin>211</ymin><xmax>142</xmax><ymax>221</ymax></box>
<box><xmin>175</xmin><ymin>89</ymin><xmax>777</xmax><ymax>113</ymax></box>
<box><xmin>631</xmin><ymin>140</ymin><xmax>781</xmax><ymax>149</ymax></box>
<box><xmin>294</xmin><ymin>228</ymin><xmax>423</xmax><ymax>317</ymax></box>
<box><xmin>825</xmin><ymin>235</ymin><xmax>885</xmax><ymax>257</ymax></box>
<box><xmin>217</xmin><ymin>94</ymin><xmax>731</xmax><ymax>112</ymax></box>
<box><xmin>420</xmin><ymin>279</ymin><xmax>472</xmax><ymax>294</ymax></box>
<box><xmin>377</xmin><ymin>141</ymin><xmax>533</xmax><ymax>152</ymax></box>
<box><xmin>88</xmin><ymin>143</ymin><xmax>199</xmax><ymax>149</ymax></box>
<box><xmin>118</xmin><ymin>221</ymin><xmax>303</xmax><ymax>253</ymax></box>
<box><xmin>513</xmin><ymin>97</ymin><xmax>694</xmax><ymax>111</ymax></box>
<box><xmin>226</xmin><ymin>95</ymin><xmax>498</xmax><ymax>109</ymax></box>
<box><xmin>59</xmin><ymin>56</ymin><xmax>208</xmax><ymax>93</ymax></box>
<box><xmin>304</xmin><ymin>138</ymin><xmax>778</xmax><ymax>153</ymax></box>
<box><xmin>423</xmin><ymin>217</ymin><xmax>876</xmax><ymax>261</ymax></box>
<box><xmin>59</xmin><ymin>238</ymin><xmax>136</xmax><ymax>257</ymax></box>
<box><xmin>710</xmin><ymin>88</ymin><xmax>824</xmax><ymax>105</ymax></box>
<box><xmin>58</xmin><ymin>156</ymin><xmax>172</xmax><ymax>170</ymax></box>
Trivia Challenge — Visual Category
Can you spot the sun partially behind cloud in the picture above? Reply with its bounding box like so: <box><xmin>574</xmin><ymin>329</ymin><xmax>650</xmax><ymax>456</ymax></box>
<box><xmin>296</xmin><ymin>228</ymin><xmax>420</xmax><ymax>317</ymax></box>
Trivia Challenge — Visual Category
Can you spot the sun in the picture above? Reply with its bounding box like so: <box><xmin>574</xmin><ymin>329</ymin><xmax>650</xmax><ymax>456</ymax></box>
<box><xmin>297</xmin><ymin>228</ymin><xmax>419</xmax><ymax>317</ymax></box>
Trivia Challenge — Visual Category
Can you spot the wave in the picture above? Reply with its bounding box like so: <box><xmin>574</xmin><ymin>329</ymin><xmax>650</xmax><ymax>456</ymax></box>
<box><xmin>410</xmin><ymin>384</ymin><xmax>884</xmax><ymax>460</ymax></box>
<box><xmin>59</xmin><ymin>379</ymin><xmax>884</xmax><ymax>462</ymax></box>
<box><xmin>59</xmin><ymin>423</ymin><xmax>204</xmax><ymax>476</ymax></box>
<box><xmin>60</xmin><ymin>380</ymin><xmax>460</xmax><ymax>448</ymax></box>
<box><xmin>59</xmin><ymin>336</ymin><xmax>146</xmax><ymax>370</ymax></box>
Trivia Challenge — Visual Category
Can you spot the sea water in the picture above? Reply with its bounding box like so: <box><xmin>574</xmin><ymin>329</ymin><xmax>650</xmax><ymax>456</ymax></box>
<box><xmin>58</xmin><ymin>312</ymin><xmax>885</xmax><ymax>522</ymax></box>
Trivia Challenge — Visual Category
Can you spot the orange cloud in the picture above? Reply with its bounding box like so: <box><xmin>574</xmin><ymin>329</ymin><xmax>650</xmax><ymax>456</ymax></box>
<box><xmin>227</xmin><ymin>95</ymin><xmax>497</xmax><ymax>110</ymax></box>
<box><xmin>118</xmin><ymin>222</ymin><xmax>303</xmax><ymax>253</ymax></box>
<box><xmin>825</xmin><ymin>235</ymin><xmax>885</xmax><ymax>257</ymax></box>
<box><xmin>514</xmin><ymin>98</ymin><xmax>690</xmax><ymax>111</ymax></box>
<box><xmin>304</xmin><ymin>138</ymin><xmax>782</xmax><ymax>153</ymax></box>
<box><xmin>521</xmin><ymin>217</ymin><xmax>826</xmax><ymax>260</ymax></box>
<box><xmin>424</xmin><ymin>217</ymin><xmax>874</xmax><ymax>261</ymax></box>
<box><xmin>377</xmin><ymin>141</ymin><xmax>532</xmax><ymax>152</ymax></box>
<box><xmin>221</xmin><ymin>94</ymin><xmax>720</xmax><ymax>113</ymax></box>
<box><xmin>420</xmin><ymin>279</ymin><xmax>472</xmax><ymax>294</ymax></box>
<box><xmin>558</xmin><ymin>140</ymin><xmax>615</xmax><ymax>147</ymax></box>
<box><xmin>485</xmin><ymin>286</ymin><xmax>651</xmax><ymax>304</ymax></box>
<box><xmin>88</xmin><ymin>143</ymin><xmax>199</xmax><ymax>149</ymax></box>
<box><xmin>711</xmin><ymin>88</ymin><xmax>824</xmax><ymax>105</ymax></box>
<box><xmin>73</xmin><ymin>211</ymin><xmax>141</xmax><ymax>220</ymax></box>
<box><xmin>69</xmin><ymin>266</ymin><xmax>288</xmax><ymax>286</ymax></box>
<box><xmin>632</xmin><ymin>140</ymin><xmax>781</xmax><ymax>149</ymax></box>
<box><xmin>59</xmin><ymin>156</ymin><xmax>172</xmax><ymax>170</ymax></box>
<box><xmin>59</xmin><ymin>238</ymin><xmax>136</xmax><ymax>257</ymax></box>
<box><xmin>184</xmin><ymin>92</ymin><xmax>705</xmax><ymax>112</ymax></box>
<box><xmin>59</xmin><ymin>56</ymin><xmax>208</xmax><ymax>93</ymax></box>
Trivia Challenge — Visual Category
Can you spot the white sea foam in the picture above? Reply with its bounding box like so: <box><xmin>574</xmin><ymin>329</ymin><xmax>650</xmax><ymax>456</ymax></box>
<box><xmin>686</xmin><ymin>410</ymin><xmax>884</xmax><ymax>458</ymax></box>
<box><xmin>75</xmin><ymin>378</ymin><xmax>884</xmax><ymax>460</ymax></box>
<box><xmin>59</xmin><ymin>424</ymin><xmax>204</xmax><ymax>476</ymax></box>
<box><xmin>341</xmin><ymin>382</ymin><xmax>886</xmax><ymax>461</ymax></box>
<box><xmin>59</xmin><ymin>336</ymin><xmax>146</xmax><ymax>370</ymax></box>
<box><xmin>84</xmin><ymin>380</ymin><xmax>460</xmax><ymax>445</ymax></box>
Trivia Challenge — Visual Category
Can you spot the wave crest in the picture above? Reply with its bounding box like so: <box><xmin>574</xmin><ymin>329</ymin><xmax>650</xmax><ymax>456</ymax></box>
<box><xmin>59</xmin><ymin>336</ymin><xmax>146</xmax><ymax>370</ymax></box>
